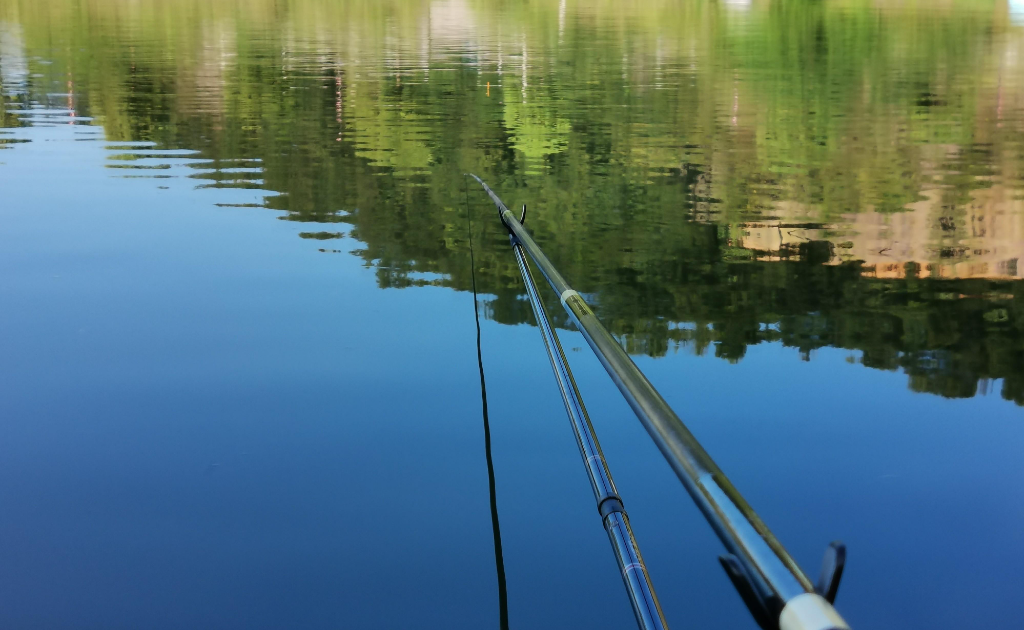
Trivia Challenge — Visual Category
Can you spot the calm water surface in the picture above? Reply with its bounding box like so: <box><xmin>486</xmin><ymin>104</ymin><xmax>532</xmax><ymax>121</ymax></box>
<box><xmin>2</xmin><ymin>1</ymin><xmax>1024</xmax><ymax>628</ymax></box>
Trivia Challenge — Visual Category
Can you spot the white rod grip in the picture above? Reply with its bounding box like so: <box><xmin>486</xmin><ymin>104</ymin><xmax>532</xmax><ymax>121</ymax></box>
<box><xmin>779</xmin><ymin>593</ymin><xmax>850</xmax><ymax>630</ymax></box>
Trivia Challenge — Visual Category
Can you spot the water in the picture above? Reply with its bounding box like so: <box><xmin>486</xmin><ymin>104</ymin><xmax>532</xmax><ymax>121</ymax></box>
<box><xmin>1</xmin><ymin>1</ymin><xmax>1023</xmax><ymax>628</ymax></box>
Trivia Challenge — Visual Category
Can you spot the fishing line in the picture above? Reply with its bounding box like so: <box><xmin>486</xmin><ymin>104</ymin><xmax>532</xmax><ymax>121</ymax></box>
<box><xmin>464</xmin><ymin>175</ymin><xmax>510</xmax><ymax>630</ymax></box>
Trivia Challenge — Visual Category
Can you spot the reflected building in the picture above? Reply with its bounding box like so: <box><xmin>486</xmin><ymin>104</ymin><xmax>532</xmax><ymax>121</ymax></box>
<box><xmin>725</xmin><ymin>16</ymin><xmax>1024</xmax><ymax>281</ymax></box>
<box><xmin>732</xmin><ymin>184</ymin><xmax>1024</xmax><ymax>280</ymax></box>
<box><xmin>175</xmin><ymin>23</ymin><xmax>235</xmax><ymax>121</ymax></box>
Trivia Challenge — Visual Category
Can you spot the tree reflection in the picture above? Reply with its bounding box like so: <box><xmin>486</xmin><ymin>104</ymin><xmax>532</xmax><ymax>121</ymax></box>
<box><xmin>3</xmin><ymin>0</ymin><xmax>1024</xmax><ymax>403</ymax></box>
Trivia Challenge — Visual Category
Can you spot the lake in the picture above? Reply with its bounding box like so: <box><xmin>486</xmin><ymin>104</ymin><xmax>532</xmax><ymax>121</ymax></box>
<box><xmin>1</xmin><ymin>1</ymin><xmax>1023</xmax><ymax>628</ymax></box>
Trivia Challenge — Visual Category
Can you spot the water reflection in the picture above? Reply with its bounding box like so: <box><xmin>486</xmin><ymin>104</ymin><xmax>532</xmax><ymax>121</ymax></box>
<box><xmin>3</xmin><ymin>0</ymin><xmax>1024</xmax><ymax>404</ymax></box>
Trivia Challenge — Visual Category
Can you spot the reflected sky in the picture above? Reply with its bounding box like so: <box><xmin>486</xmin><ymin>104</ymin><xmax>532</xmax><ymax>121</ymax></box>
<box><xmin>2</xmin><ymin>1</ymin><xmax>1024</xmax><ymax>629</ymax></box>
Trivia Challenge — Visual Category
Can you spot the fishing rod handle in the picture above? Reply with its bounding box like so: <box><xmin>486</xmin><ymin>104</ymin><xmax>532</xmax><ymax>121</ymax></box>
<box><xmin>779</xmin><ymin>594</ymin><xmax>850</xmax><ymax>630</ymax></box>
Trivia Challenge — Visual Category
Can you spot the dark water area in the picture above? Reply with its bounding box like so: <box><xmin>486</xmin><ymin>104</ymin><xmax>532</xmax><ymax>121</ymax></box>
<box><xmin>2</xmin><ymin>1</ymin><xmax>1024</xmax><ymax>628</ymax></box>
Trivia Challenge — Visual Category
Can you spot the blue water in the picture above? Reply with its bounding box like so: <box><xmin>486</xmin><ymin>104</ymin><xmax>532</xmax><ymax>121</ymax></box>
<box><xmin>2</xmin><ymin>113</ymin><xmax>1021</xmax><ymax>630</ymax></box>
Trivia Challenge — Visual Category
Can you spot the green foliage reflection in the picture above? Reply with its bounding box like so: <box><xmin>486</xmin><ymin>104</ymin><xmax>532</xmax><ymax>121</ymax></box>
<box><xmin>3</xmin><ymin>0</ymin><xmax>1024</xmax><ymax>403</ymax></box>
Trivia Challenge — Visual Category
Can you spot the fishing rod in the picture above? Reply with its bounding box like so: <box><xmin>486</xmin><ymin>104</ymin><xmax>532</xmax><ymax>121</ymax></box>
<box><xmin>469</xmin><ymin>174</ymin><xmax>850</xmax><ymax>630</ymax></box>
<box><xmin>502</xmin><ymin>199</ymin><xmax>668</xmax><ymax>630</ymax></box>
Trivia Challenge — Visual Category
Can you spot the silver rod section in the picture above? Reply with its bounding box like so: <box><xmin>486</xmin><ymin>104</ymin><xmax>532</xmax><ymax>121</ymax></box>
<box><xmin>511</xmin><ymin>235</ymin><xmax>668</xmax><ymax>630</ymax></box>
<box><xmin>470</xmin><ymin>174</ymin><xmax>850</xmax><ymax>630</ymax></box>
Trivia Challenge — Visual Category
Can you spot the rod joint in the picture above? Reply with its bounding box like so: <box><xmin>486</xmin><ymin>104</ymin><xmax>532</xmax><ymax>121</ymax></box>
<box><xmin>598</xmin><ymin>494</ymin><xmax>625</xmax><ymax>518</ymax></box>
